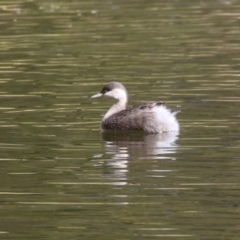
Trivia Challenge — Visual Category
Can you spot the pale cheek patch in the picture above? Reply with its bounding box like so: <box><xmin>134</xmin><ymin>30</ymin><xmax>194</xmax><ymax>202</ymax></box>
<box><xmin>104</xmin><ymin>89</ymin><xmax>126</xmax><ymax>100</ymax></box>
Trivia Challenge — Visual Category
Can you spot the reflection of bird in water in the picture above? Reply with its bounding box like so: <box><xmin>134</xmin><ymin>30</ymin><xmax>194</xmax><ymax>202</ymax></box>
<box><xmin>99</xmin><ymin>131</ymin><xmax>179</xmax><ymax>179</ymax></box>
<box><xmin>102</xmin><ymin>131</ymin><xmax>179</xmax><ymax>161</ymax></box>
<box><xmin>91</xmin><ymin>82</ymin><xmax>180</xmax><ymax>133</ymax></box>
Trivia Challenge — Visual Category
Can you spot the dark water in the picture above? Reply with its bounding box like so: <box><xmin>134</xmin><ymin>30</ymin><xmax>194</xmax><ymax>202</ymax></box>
<box><xmin>0</xmin><ymin>0</ymin><xmax>239</xmax><ymax>239</ymax></box>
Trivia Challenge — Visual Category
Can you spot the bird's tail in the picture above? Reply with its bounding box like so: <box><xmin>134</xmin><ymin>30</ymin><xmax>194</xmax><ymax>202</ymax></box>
<box><xmin>172</xmin><ymin>110</ymin><xmax>181</xmax><ymax>116</ymax></box>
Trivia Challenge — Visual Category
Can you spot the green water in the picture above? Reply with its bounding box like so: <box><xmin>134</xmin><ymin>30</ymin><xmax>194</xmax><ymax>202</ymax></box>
<box><xmin>0</xmin><ymin>0</ymin><xmax>239</xmax><ymax>239</ymax></box>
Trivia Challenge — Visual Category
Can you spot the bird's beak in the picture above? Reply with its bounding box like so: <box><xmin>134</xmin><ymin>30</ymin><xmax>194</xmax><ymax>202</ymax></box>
<box><xmin>91</xmin><ymin>92</ymin><xmax>103</xmax><ymax>98</ymax></box>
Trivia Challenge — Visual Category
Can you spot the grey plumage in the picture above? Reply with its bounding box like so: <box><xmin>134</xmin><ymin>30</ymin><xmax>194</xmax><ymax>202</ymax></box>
<box><xmin>91</xmin><ymin>82</ymin><xmax>180</xmax><ymax>133</ymax></box>
<box><xmin>102</xmin><ymin>102</ymin><xmax>165</xmax><ymax>131</ymax></box>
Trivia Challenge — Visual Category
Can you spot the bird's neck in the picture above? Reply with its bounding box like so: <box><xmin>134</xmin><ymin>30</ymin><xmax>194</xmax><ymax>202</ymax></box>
<box><xmin>103</xmin><ymin>99</ymin><xmax>127</xmax><ymax>120</ymax></box>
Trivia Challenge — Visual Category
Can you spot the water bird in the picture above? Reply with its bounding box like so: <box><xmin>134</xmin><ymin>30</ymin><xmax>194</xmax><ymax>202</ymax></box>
<box><xmin>91</xmin><ymin>82</ymin><xmax>179</xmax><ymax>133</ymax></box>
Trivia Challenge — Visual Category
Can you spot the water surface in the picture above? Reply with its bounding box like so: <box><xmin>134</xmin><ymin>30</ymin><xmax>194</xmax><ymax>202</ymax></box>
<box><xmin>0</xmin><ymin>0</ymin><xmax>239</xmax><ymax>239</ymax></box>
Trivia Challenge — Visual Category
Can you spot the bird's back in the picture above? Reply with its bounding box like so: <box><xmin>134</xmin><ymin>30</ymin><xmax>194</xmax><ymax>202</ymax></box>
<box><xmin>101</xmin><ymin>101</ymin><xmax>172</xmax><ymax>133</ymax></box>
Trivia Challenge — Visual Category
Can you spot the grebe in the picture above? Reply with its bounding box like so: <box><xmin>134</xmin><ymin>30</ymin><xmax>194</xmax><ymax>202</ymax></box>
<box><xmin>91</xmin><ymin>82</ymin><xmax>179</xmax><ymax>133</ymax></box>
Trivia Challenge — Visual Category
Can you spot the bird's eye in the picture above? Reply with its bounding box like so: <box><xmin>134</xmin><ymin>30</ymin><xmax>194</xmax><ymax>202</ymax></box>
<box><xmin>101</xmin><ymin>87</ymin><xmax>110</xmax><ymax>94</ymax></box>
